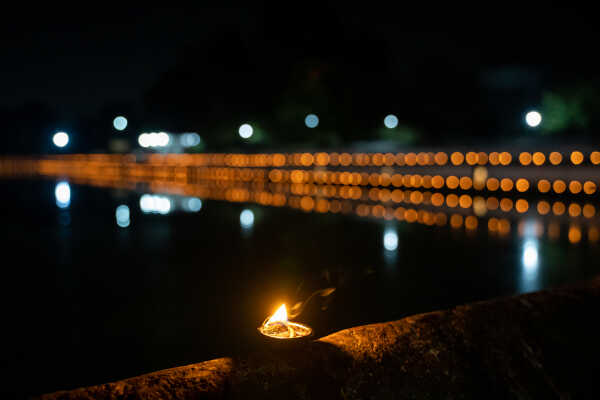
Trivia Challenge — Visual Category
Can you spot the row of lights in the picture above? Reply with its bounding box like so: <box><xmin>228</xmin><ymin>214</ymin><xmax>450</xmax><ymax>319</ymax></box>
<box><xmin>50</xmin><ymin>108</ymin><xmax>541</xmax><ymax>150</ymax></box>
<box><xmin>131</xmin><ymin>173</ymin><xmax>600</xmax><ymax>224</ymax></box>
<box><xmin>63</xmin><ymin>172</ymin><xmax>597</xmax><ymax>246</ymax></box>
<box><xmin>140</xmin><ymin>150</ymin><xmax>600</xmax><ymax>167</ymax></box>
<box><xmin>27</xmin><ymin>156</ymin><xmax>600</xmax><ymax>197</ymax></box>
<box><xmin>42</xmin><ymin>151</ymin><xmax>598</xmax><ymax>168</ymax></box>
<box><xmin>15</xmin><ymin>159</ymin><xmax>600</xmax><ymax>201</ymax></box>
<box><xmin>52</xmin><ymin>116</ymin><xmax>129</xmax><ymax>149</ymax></box>
<box><xmin>190</xmin><ymin>166</ymin><xmax>600</xmax><ymax>196</ymax></box>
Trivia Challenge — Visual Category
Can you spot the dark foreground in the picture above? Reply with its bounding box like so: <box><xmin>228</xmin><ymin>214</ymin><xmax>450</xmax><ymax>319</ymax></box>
<box><xmin>41</xmin><ymin>276</ymin><xmax>600</xmax><ymax>399</ymax></box>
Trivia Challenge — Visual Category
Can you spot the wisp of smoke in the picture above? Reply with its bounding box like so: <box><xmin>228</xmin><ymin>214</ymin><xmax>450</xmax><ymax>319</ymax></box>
<box><xmin>289</xmin><ymin>287</ymin><xmax>336</xmax><ymax>318</ymax></box>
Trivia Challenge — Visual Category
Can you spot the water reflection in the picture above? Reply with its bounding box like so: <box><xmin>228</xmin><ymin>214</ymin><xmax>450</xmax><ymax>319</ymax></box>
<box><xmin>182</xmin><ymin>197</ymin><xmax>202</xmax><ymax>212</ymax></box>
<box><xmin>520</xmin><ymin>238</ymin><xmax>540</xmax><ymax>292</ymax></box>
<box><xmin>116</xmin><ymin>205</ymin><xmax>130</xmax><ymax>228</ymax></box>
<box><xmin>240</xmin><ymin>209</ymin><xmax>254</xmax><ymax>230</ymax></box>
<box><xmin>55</xmin><ymin>181</ymin><xmax>71</xmax><ymax>209</ymax></box>
<box><xmin>140</xmin><ymin>194</ymin><xmax>171</xmax><ymax>215</ymax></box>
<box><xmin>383</xmin><ymin>227</ymin><xmax>399</xmax><ymax>251</ymax></box>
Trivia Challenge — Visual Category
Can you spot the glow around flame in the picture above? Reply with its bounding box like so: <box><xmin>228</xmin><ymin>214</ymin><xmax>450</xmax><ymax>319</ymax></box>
<box><xmin>259</xmin><ymin>303</ymin><xmax>312</xmax><ymax>339</ymax></box>
<box><xmin>266</xmin><ymin>304</ymin><xmax>288</xmax><ymax>325</ymax></box>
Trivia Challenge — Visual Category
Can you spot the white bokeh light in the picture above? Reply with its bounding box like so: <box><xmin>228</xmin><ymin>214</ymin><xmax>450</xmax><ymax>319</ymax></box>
<box><xmin>139</xmin><ymin>194</ymin><xmax>172</xmax><ymax>214</ymax></box>
<box><xmin>238</xmin><ymin>124</ymin><xmax>253</xmax><ymax>139</ymax></box>
<box><xmin>55</xmin><ymin>181</ymin><xmax>71</xmax><ymax>208</ymax></box>
<box><xmin>240</xmin><ymin>209</ymin><xmax>254</xmax><ymax>229</ymax></box>
<box><xmin>520</xmin><ymin>238</ymin><xmax>541</xmax><ymax>293</ymax></box>
<box><xmin>384</xmin><ymin>114</ymin><xmax>398</xmax><ymax>129</ymax></box>
<box><xmin>113</xmin><ymin>116</ymin><xmax>128</xmax><ymax>131</ymax></box>
<box><xmin>525</xmin><ymin>110</ymin><xmax>542</xmax><ymax>127</ymax></box>
<box><xmin>304</xmin><ymin>114</ymin><xmax>319</xmax><ymax>128</ymax></box>
<box><xmin>180</xmin><ymin>133</ymin><xmax>201</xmax><ymax>147</ymax></box>
<box><xmin>383</xmin><ymin>228</ymin><xmax>398</xmax><ymax>251</ymax></box>
<box><xmin>522</xmin><ymin>239</ymin><xmax>539</xmax><ymax>271</ymax></box>
<box><xmin>115</xmin><ymin>205</ymin><xmax>130</xmax><ymax>228</ymax></box>
<box><xmin>52</xmin><ymin>132</ymin><xmax>69</xmax><ymax>148</ymax></box>
<box><xmin>185</xmin><ymin>197</ymin><xmax>202</xmax><ymax>212</ymax></box>
<box><xmin>138</xmin><ymin>132</ymin><xmax>171</xmax><ymax>148</ymax></box>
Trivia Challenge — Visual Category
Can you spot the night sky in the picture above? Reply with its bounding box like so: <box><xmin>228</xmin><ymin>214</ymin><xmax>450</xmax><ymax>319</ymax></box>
<box><xmin>1</xmin><ymin>4</ymin><xmax>599</xmax><ymax>151</ymax></box>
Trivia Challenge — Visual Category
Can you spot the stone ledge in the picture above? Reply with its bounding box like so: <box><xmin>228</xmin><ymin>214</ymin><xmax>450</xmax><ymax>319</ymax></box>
<box><xmin>41</xmin><ymin>277</ymin><xmax>600</xmax><ymax>399</ymax></box>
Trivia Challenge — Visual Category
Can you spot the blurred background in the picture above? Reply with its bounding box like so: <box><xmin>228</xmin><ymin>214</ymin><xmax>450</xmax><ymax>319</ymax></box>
<box><xmin>1</xmin><ymin>4</ymin><xmax>600</xmax><ymax>399</ymax></box>
<box><xmin>2</xmin><ymin>4</ymin><xmax>599</xmax><ymax>154</ymax></box>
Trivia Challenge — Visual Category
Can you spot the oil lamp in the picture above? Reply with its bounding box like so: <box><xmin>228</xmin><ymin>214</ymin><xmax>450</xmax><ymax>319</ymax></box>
<box><xmin>258</xmin><ymin>304</ymin><xmax>312</xmax><ymax>340</ymax></box>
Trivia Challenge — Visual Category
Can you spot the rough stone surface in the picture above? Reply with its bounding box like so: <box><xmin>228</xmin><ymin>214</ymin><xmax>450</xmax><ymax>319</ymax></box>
<box><xmin>41</xmin><ymin>278</ymin><xmax>600</xmax><ymax>399</ymax></box>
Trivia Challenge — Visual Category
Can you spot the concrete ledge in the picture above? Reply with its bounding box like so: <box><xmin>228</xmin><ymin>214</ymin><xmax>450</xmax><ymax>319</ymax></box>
<box><xmin>41</xmin><ymin>277</ymin><xmax>600</xmax><ymax>399</ymax></box>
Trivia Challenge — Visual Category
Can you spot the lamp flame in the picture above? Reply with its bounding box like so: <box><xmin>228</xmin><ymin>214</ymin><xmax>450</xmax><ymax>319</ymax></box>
<box><xmin>259</xmin><ymin>303</ymin><xmax>312</xmax><ymax>340</ymax></box>
<box><xmin>266</xmin><ymin>304</ymin><xmax>288</xmax><ymax>325</ymax></box>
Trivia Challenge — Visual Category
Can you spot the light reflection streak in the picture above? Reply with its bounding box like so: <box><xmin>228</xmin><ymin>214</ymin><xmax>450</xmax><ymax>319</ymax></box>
<box><xmin>116</xmin><ymin>205</ymin><xmax>130</xmax><ymax>228</ymax></box>
<box><xmin>55</xmin><ymin>181</ymin><xmax>71</xmax><ymax>209</ymax></box>
<box><xmin>240</xmin><ymin>209</ymin><xmax>254</xmax><ymax>230</ymax></box>
<box><xmin>2</xmin><ymin>154</ymin><xmax>600</xmax><ymax>244</ymax></box>
<box><xmin>520</xmin><ymin>239</ymin><xmax>540</xmax><ymax>292</ymax></box>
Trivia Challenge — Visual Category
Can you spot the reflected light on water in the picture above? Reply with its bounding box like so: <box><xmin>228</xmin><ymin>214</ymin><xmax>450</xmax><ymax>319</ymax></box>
<box><xmin>139</xmin><ymin>194</ymin><xmax>172</xmax><ymax>214</ymax></box>
<box><xmin>183</xmin><ymin>197</ymin><xmax>202</xmax><ymax>212</ymax></box>
<box><xmin>522</xmin><ymin>240</ymin><xmax>539</xmax><ymax>271</ymax></box>
<box><xmin>383</xmin><ymin>228</ymin><xmax>398</xmax><ymax>251</ymax></box>
<box><xmin>116</xmin><ymin>205</ymin><xmax>130</xmax><ymax>228</ymax></box>
<box><xmin>240</xmin><ymin>209</ymin><xmax>254</xmax><ymax>229</ymax></box>
<box><xmin>521</xmin><ymin>239</ymin><xmax>540</xmax><ymax>292</ymax></box>
<box><xmin>55</xmin><ymin>181</ymin><xmax>71</xmax><ymax>208</ymax></box>
<box><xmin>180</xmin><ymin>133</ymin><xmax>201</xmax><ymax>147</ymax></box>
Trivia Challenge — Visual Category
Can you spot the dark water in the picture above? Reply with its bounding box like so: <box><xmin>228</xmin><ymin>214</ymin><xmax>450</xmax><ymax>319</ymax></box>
<box><xmin>1</xmin><ymin>179</ymin><xmax>599</xmax><ymax>398</ymax></box>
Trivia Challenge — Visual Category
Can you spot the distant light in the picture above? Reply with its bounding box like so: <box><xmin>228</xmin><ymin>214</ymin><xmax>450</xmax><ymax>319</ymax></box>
<box><xmin>383</xmin><ymin>228</ymin><xmax>398</xmax><ymax>251</ymax></box>
<box><xmin>55</xmin><ymin>181</ymin><xmax>71</xmax><ymax>209</ymax></box>
<box><xmin>384</xmin><ymin>114</ymin><xmax>398</xmax><ymax>129</ymax></box>
<box><xmin>138</xmin><ymin>132</ymin><xmax>171</xmax><ymax>148</ymax></box>
<box><xmin>53</xmin><ymin>131</ymin><xmax>69</xmax><ymax>148</ymax></box>
<box><xmin>185</xmin><ymin>197</ymin><xmax>202</xmax><ymax>212</ymax></box>
<box><xmin>525</xmin><ymin>110</ymin><xmax>542</xmax><ymax>127</ymax></box>
<box><xmin>240</xmin><ymin>209</ymin><xmax>254</xmax><ymax>228</ymax></box>
<box><xmin>139</xmin><ymin>194</ymin><xmax>171</xmax><ymax>214</ymax></box>
<box><xmin>138</xmin><ymin>133</ymin><xmax>149</xmax><ymax>147</ymax></box>
<box><xmin>157</xmin><ymin>132</ymin><xmax>170</xmax><ymax>147</ymax></box>
<box><xmin>238</xmin><ymin>124</ymin><xmax>253</xmax><ymax>139</ymax></box>
<box><xmin>113</xmin><ymin>116</ymin><xmax>128</xmax><ymax>131</ymax></box>
<box><xmin>522</xmin><ymin>239</ymin><xmax>539</xmax><ymax>270</ymax></box>
<box><xmin>180</xmin><ymin>133</ymin><xmax>201</xmax><ymax>147</ymax></box>
<box><xmin>305</xmin><ymin>114</ymin><xmax>319</xmax><ymax>128</ymax></box>
<box><xmin>115</xmin><ymin>205</ymin><xmax>130</xmax><ymax>228</ymax></box>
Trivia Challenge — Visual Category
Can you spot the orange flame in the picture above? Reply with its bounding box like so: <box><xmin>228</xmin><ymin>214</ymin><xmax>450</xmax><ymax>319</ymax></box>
<box><xmin>266</xmin><ymin>304</ymin><xmax>288</xmax><ymax>325</ymax></box>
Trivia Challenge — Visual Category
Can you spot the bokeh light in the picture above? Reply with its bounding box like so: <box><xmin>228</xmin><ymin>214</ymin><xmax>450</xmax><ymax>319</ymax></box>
<box><xmin>55</xmin><ymin>181</ymin><xmax>71</xmax><ymax>209</ymax></box>
<box><xmin>522</xmin><ymin>239</ymin><xmax>539</xmax><ymax>270</ymax></box>
<box><xmin>305</xmin><ymin>114</ymin><xmax>319</xmax><ymax>128</ymax></box>
<box><xmin>525</xmin><ymin>110</ymin><xmax>542</xmax><ymax>127</ymax></box>
<box><xmin>52</xmin><ymin>131</ymin><xmax>69</xmax><ymax>148</ymax></box>
<box><xmin>180</xmin><ymin>133</ymin><xmax>201</xmax><ymax>147</ymax></box>
<box><xmin>383</xmin><ymin>228</ymin><xmax>399</xmax><ymax>251</ymax></box>
<box><xmin>183</xmin><ymin>197</ymin><xmax>202</xmax><ymax>212</ymax></box>
<box><xmin>383</xmin><ymin>114</ymin><xmax>398</xmax><ymax>129</ymax></box>
<box><xmin>240</xmin><ymin>209</ymin><xmax>255</xmax><ymax>228</ymax></box>
<box><xmin>113</xmin><ymin>116</ymin><xmax>128</xmax><ymax>131</ymax></box>
<box><xmin>139</xmin><ymin>194</ymin><xmax>171</xmax><ymax>214</ymax></box>
<box><xmin>521</xmin><ymin>238</ymin><xmax>540</xmax><ymax>293</ymax></box>
<box><xmin>138</xmin><ymin>132</ymin><xmax>170</xmax><ymax>148</ymax></box>
<box><xmin>239</xmin><ymin>124</ymin><xmax>253</xmax><ymax>139</ymax></box>
<box><xmin>115</xmin><ymin>205</ymin><xmax>130</xmax><ymax>228</ymax></box>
